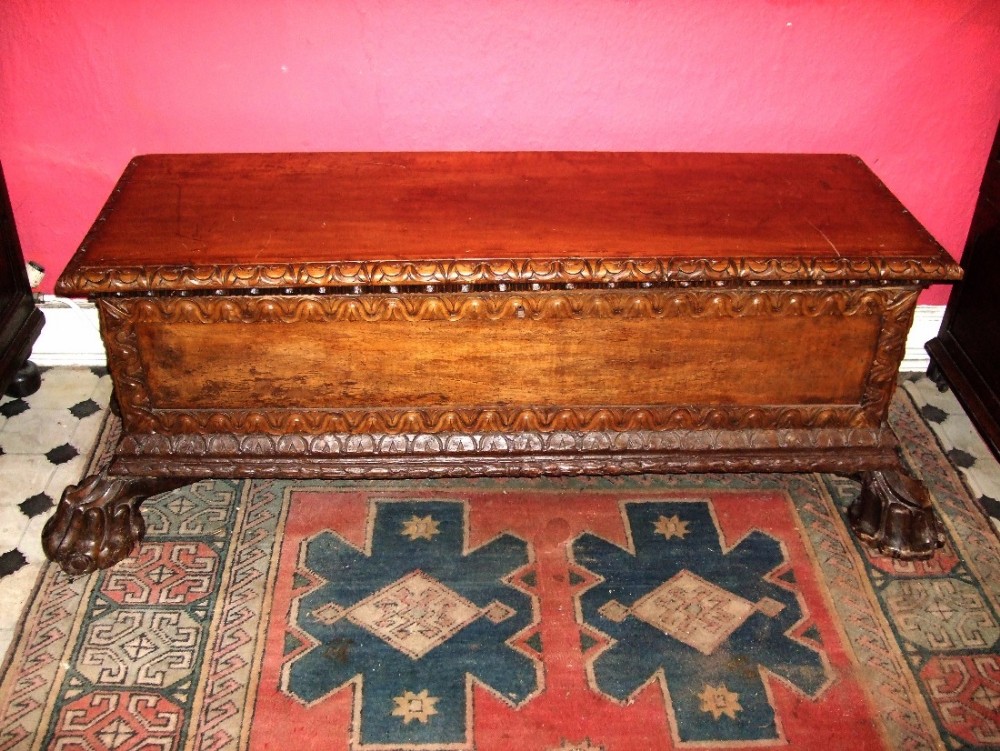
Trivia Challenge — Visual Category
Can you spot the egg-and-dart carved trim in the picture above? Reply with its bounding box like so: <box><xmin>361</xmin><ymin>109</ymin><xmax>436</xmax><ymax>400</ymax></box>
<box><xmin>57</xmin><ymin>254</ymin><xmax>961</xmax><ymax>297</ymax></box>
<box><xmin>118</xmin><ymin>287</ymin><xmax>907</xmax><ymax>323</ymax></box>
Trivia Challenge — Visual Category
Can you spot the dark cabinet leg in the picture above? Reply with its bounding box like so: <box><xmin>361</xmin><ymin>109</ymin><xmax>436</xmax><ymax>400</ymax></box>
<box><xmin>4</xmin><ymin>360</ymin><xmax>41</xmax><ymax>398</ymax></box>
<box><xmin>926</xmin><ymin>358</ymin><xmax>949</xmax><ymax>392</ymax></box>
<box><xmin>42</xmin><ymin>474</ymin><xmax>188</xmax><ymax>575</ymax></box>
<box><xmin>848</xmin><ymin>469</ymin><xmax>943</xmax><ymax>560</ymax></box>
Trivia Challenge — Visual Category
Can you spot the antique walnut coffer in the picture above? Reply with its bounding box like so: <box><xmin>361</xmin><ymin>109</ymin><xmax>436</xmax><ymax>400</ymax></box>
<box><xmin>47</xmin><ymin>152</ymin><xmax>962</xmax><ymax>574</ymax></box>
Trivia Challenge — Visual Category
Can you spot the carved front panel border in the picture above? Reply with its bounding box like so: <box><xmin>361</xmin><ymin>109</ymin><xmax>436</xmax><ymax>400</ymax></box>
<box><xmin>99</xmin><ymin>287</ymin><xmax>918</xmax><ymax>438</ymax></box>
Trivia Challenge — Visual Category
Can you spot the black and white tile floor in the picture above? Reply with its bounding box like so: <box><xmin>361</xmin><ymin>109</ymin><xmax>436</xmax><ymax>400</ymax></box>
<box><xmin>902</xmin><ymin>373</ymin><xmax>1000</xmax><ymax>537</ymax></box>
<box><xmin>0</xmin><ymin>366</ymin><xmax>112</xmax><ymax>659</ymax></box>
<box><xmin>0</xmin><ymin>368</ymin><xmax>997</xmax><ymax>664</ymax></box>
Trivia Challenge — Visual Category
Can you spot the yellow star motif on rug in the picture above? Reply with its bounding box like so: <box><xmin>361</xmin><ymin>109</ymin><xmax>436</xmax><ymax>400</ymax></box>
<box><xmin>391</xmin><ymin>689</ymin><xmax>440</xmax><ymax>724</ymax></box>
<box><xmin>401</xmin><ymin>515</ymin><xmax>440</xmax><ymax>541</ymax></box>
<box><xmin>698</xmin><ymin>684</ymin><xmax>742</xmax><ymax>720</ymax></box>
<box><xmin>653</xmin><ymin>514</ymin><xmax>689</xmax><ymax>540</ymax></box>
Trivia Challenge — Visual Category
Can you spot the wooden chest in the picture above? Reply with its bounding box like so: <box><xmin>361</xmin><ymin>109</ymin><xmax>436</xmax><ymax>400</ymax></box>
<box><xmin>46</xmin><ymin>152</ymin><xmax>962</xmax><ymax>573</ymax></box>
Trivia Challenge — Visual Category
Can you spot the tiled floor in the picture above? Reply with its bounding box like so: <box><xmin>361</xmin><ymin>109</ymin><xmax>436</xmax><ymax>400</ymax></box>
<box><xmin>0</xmin><ymin>366</ymin><xmax>113</xmax><ymax>660</ymax></box>
<box><xmin>902</xmin><ymin>373</ymin><xmax>1000</xmax><ymax>534</ymax></box>
<box><xmin>0</xmin><ymin>368</ymin><xmax>998</xmax><ymax>667</ymax></box>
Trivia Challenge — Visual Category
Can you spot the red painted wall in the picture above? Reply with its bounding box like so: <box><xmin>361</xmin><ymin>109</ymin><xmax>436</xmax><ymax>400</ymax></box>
<box><xmin>2</xmin><ymin>1</ymin><xmax>998</xmax><ymax>301</ymax></box>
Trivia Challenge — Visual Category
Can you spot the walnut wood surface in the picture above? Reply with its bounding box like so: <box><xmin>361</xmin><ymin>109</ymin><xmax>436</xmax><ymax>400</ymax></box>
<box><xmin>57</xmin><ymin>152</ymin><xmax>960</xmax><ymax>295</ymax></box>
<box><xmin>98</xmin><ymin>287</ymin><xmax>916</xmax><ymax>437</ymax></box>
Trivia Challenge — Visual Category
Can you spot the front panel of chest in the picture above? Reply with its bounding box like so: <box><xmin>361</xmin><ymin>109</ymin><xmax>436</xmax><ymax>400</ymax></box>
<box><xmin>98</xmin><ymin>286</ymin><xmax>917</xmax><ymax>437</ymax></box>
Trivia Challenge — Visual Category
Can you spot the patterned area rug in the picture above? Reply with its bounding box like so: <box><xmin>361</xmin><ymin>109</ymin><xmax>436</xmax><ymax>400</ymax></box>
<box><xmin>1</xmin><ymin>392</ymin><xmax>998</xmax><ymax>751</ymax></box>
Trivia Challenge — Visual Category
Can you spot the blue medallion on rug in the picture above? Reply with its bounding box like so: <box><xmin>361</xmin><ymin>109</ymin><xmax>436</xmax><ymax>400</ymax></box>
<box><xmin>284</xmin><ymin>500</ymin><xmax>540</xmax><ymax>748</ymax></box>
<box><xmin>571</xmin><ymin>500</ymin><xmax>830</xmax><ymax>744</ymax></box>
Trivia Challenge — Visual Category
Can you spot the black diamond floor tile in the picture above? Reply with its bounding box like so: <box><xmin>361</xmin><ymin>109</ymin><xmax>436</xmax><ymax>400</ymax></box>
<box><xmin>0</xmin><ymin>549</ymin><xmax>27</xmax><ymax>577</ymax></box>
<box><xmin>946</xmin><ymin>448</ymin><xmax>978</xmax><ymax>469</ymax></box>
<box><xmin>69</xmin><ymin>399</ymin><xmax>101</xmax><ymax>419</ymax></box>
<box><xmin>980</xmin><ymin>494</ymin><xmax>1000</xmax><ymax>519</ymax></box>
<box><xmin>89</xmin><ymin>366</ymin><xmax>108</xmax><ymax>378</ymax></box>
<box><xmin>18</xmin><ymin>492</ymin><xmax>54</xmax><ymax>518</ymax></box>
<box><xmin>919</xmin><ymin>404</ymin><xmax>949</xmax><ymax>424</ymax></box>
<box><xmin>45</xmin><ymin>443</ymin><xmax>79</xmax><ymax>465</ymax></box>
<box><xmin>0</xmin><ymin>399</ymin><xmax>29</xmax><ymax>418</ymax></box>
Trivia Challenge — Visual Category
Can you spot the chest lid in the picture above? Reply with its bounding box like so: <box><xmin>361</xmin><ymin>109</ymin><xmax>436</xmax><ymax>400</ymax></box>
<box><xmin>56</xmin><ymin>152</ymin><xmax>961</xmax><ymax>296</ymax></box>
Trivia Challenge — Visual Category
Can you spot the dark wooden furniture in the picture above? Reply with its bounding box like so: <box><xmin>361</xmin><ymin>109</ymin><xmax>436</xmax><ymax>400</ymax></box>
<box><xmin>46</xmin><ymin>152</ymin><xmax>962</xmax><ymax>574</ymax></box>
<box><xmin>0</xmin><ymin>163</ymin><xmax>44</xmax><ymax>398</ymax></box>
<box><xmin>926</xmin><ymin>125</ymin><xmax>1000</xmax><ymax>458</ymax></box>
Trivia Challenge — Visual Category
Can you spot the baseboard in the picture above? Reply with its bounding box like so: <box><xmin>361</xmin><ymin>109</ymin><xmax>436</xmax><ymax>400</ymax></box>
<box><xmin>30</xmin><ymin>297</ymin><xmax>945</xmax><ymax>373</ymax></box>
<box><xmin>31</xmin><ymin>298</ymin><xmax>105</xmax><ymax>367</ymax></box>
<box><xmin>901</xmin><ymin>304</ymin><xmax>944</xmax><ymax>372</ymax></box>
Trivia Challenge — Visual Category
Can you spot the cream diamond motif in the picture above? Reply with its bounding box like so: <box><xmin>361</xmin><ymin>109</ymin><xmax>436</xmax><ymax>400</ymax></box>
<box><xmin>483</xmin><ymin>600</ymin><xmax>516</xmax><ymax>624</ymax></box>
<box><xmin>346</xmin><ymin>570</ymin><xmax>481</xmax><ymax>659</ymax></box>
<box><xmin>631</xmin><ymin>569</ymin><xmax>755</xmax><ymax>655</ymax></box>
<box><xmin>311</xmin><ymin>602</ymin><xmax>345</xmax><ymax>625</ymax></box>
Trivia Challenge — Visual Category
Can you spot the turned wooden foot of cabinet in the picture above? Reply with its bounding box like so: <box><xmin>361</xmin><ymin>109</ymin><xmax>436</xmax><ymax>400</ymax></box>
<box><xmin>5</xmin><ymin>359</ymin><xmax>41</xmax><ymax>398</ymax></box>
<box><xmin>42</xmin><ymin>474</ymin><xmax>189</xmax><ymax>575</ymax></box>
<box><xmin>926</xmin><ymin>360</ymin><xmax>950</xmax><ymax>393</ymax></box>
<box><xmin>849</xmin><ymin>469</ymin><xmax>944</xmax><ymax>560</ymax></box>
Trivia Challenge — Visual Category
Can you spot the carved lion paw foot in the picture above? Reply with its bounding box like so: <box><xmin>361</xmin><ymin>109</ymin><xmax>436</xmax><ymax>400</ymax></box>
<box><xmin>42</xmin><ymin>474</ymin><xmax>186</xmax><ymax>575</ymax></box>
<box><xmin>849</xmin><ymin>469</ymin><xmax>943</xmax><ymax>560</ymax></box>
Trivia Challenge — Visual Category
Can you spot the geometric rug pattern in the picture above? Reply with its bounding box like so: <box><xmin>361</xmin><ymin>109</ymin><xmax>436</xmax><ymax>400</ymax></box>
<box><xmin>1</xmin><ymin>391</ymin><xmax>998</xmax><ymax>750</ymax></box>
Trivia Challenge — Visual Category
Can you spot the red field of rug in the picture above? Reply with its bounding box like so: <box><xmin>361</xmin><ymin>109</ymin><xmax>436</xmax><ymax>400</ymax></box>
<box><xmin>248</xmin><ymin>487</ymin><xmax>887</xmax><ymax>750</ymax></box>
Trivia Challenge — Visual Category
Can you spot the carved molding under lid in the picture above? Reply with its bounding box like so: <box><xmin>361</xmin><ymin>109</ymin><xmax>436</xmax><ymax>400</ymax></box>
<box><xmin>57</xmin><ymin>255</ymin><xmax>962</xmax><ymax>297</ymax></box>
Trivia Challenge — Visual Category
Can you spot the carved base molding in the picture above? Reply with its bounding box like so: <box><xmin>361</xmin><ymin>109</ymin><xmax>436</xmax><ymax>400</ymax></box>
<box><xmin>112</xmin><ymin>452</ymin><xmax>897</xmax><ymax>481</ymax></box>
<box><xmin>114</xmin><ymin>426</ymin><xmax>895</xmax><ymax>457</ymax></box>
<box><xmin>109</xmin><ymin>426</ymin><xmax>900</xmax><ymax>479</ymax></box>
